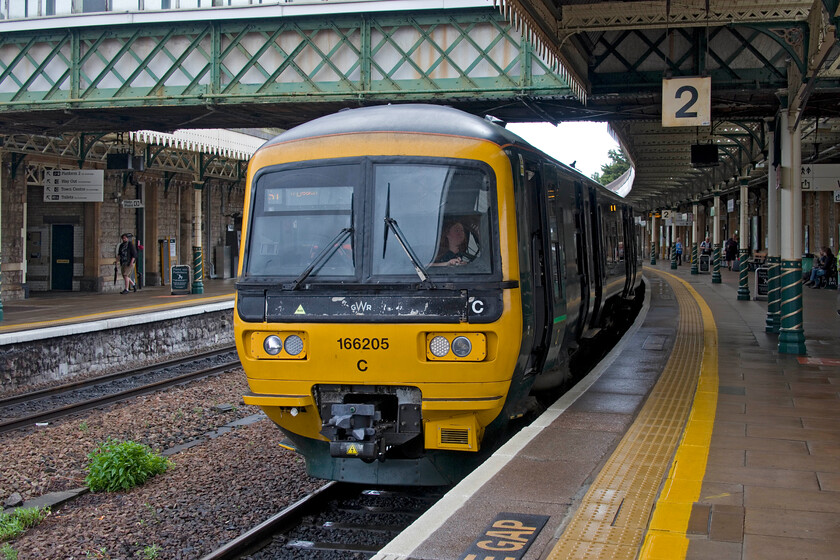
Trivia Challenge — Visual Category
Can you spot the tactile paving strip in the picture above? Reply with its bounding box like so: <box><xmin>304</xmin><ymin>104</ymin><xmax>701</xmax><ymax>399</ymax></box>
<box><xmin>547</xmin><ymin>270</ymin><xmax>718</xmax><ymax>560</ymax></box>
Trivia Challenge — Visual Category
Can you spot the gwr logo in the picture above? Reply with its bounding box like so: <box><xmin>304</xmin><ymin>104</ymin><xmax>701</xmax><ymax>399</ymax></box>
<box><xmin>460</xmin><ymin>513</ymin><xmax>549</xmax><ymax>560</ymax></box>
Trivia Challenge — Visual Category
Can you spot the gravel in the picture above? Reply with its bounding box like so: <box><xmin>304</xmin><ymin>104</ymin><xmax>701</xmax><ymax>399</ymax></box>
<box><xmin>0</xmin><ymin>370</ymin><xmax>324</xmax><ymax>559</ymax></box>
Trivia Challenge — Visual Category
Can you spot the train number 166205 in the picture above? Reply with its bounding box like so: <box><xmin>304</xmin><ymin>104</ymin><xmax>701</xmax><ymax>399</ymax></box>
<box><xmin>337</xmin><ymin>337</ymin><xmax>389</xmax><ymax>350</ymax></box>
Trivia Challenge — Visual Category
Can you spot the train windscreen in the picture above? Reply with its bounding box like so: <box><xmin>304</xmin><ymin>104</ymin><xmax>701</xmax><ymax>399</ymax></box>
<box><xmin>371</xmin><ymin>163</ymin><xmax>494</xmax><ymax>276</ymax></box>
<box><xmin>243</xmin><ymin>159</ymin><xmax>496</xmax><ymax>281</ymax></box>
<box><xmin>245</xmin><ymin>163</ymin><xmax>359</xmax><ymax>278</ymax></box>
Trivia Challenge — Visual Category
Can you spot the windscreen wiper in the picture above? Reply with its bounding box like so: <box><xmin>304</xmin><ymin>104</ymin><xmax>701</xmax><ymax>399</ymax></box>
<box><xmin>289</xmin><ymin>227</ymin><xmax>353</xmax><ymax>290</ymax></box>
<box><xmin>383</xmin><ymin>217</ymin><xmax>434</xmax><ymax>288</ymax></box>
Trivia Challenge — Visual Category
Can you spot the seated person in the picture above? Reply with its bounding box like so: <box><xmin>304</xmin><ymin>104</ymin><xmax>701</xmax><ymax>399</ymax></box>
<box><xmin>431</xmin><ymin>221</ymin><xmax>471</xmax><ymax>266</ymax></box>
<box><xmin>805</xmin><ymin>247</ymin><xmax>835</xmax><ymax>288</ymax></box>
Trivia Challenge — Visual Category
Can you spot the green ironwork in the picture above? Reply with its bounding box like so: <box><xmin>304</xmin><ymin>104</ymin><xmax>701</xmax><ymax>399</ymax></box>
<box><xmin>778</xmin><ymin>259</ymin><xmax>805</xmax><ymax>354</ymax></box>
<box><xmin>737</xmin><ymin>248</ymin><xmax>751</xmax><ymax>300</ymax></box>
<box><xmin>2</xmin><ymin>132</ymin><xmax>245</xmax><ymax>182</ymax></box>
<box><xmin>0</xmin><ymin>10</ymin><xmax>571</xmax><ymax>115</ymax></box>
<box><xmin>712</xmin><ymin>245</ymin><xmax>721</xmax><ymax>284</ymax></box>
<box><xmin>650</xmin><ymin>243</ymin><xmax>656</xmax><ymax>265</ymax></box>
<box><xmin>192</xmin><ymin>246</ymin><xmax>204</xmax><ymax>295</ymax></box>
<box><xmin>765</xmin><ymin>255</ymin><xmax>781</xmax><ymax>333</ymax></box>
<box><xmin>670</xmin><ymin>242</ymin><xmax>677</xmax><ymax>270</ymax></box>
<box><xmin>690</xmin><ymin>242</ymin><xmax>698</xmax><ymax>275</ymax></box>
<box><xmin>590</xmin><ymin>24</ymin><xmax>804</xmax><ymax>94</ymax></box>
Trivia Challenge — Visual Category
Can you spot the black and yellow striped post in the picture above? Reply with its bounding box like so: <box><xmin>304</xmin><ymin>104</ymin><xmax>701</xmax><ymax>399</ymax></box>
<box><xmin>778</xmin><ymin>259</ymin><xmax>805</xmax><ymax>354</ymax></box>
<box><xmin>649</xmin><ymin>212</ymin><xmax>657</xmax><ymax>265</ymax></box>
<box><xmin>192</xmin><ymin>246</ymin><xmax>204</xmax><ymax>294</ymax></box>
<box><xmin>690</xmin><ymin>241</ymin><xmax>699</xmax><ymax>274</ymax></box>
<box><xmin>737</xmin><ymin>248</ymin><xmax>750</xmax><ymax>300</ymax></box>
<box><xmin>765</xmin><ymin>256</ymin><xmax>781</xmax><ymax>333</ymax></box>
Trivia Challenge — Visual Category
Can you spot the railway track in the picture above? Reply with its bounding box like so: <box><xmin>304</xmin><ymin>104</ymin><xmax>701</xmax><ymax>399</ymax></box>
<box><xmin>202</xmin><ymin>482</ymin><xmax>446</xmax><ymax>559</ymax></box>
<box><xmin>0</xmin><ymin>346</ymin><xmax>240</xmax><ymax>434</ymax></box>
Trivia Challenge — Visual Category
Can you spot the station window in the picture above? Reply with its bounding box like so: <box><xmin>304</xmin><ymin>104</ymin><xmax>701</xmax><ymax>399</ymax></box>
<box><xmin>82</xmin><ymin>0</ymin><xmax>108</xmax><ymax>13</ymax></box>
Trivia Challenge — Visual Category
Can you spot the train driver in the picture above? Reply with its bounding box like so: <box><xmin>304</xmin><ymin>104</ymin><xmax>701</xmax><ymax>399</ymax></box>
<box><xmin>431</xmin><ymin>221</ymin><xmax>471</xmax><ymax>266</ymax></box>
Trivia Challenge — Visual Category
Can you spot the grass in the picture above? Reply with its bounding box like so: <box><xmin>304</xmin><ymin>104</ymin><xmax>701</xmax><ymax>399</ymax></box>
<box><xmin>85</xmin><ymin>439</ymin><xmax>171</xmax><ymax>493</ymax></box>
<box><xmin>0</xmin><ymin>506</ymin><xmax>49</xmax><ymax>542</ymax></box>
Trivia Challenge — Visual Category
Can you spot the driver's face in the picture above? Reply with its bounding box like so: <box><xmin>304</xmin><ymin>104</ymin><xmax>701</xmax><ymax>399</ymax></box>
<box><xmin>447</xmin><ymin>223</ymin><xmax>465</xmax><ymax>244</ymax></box>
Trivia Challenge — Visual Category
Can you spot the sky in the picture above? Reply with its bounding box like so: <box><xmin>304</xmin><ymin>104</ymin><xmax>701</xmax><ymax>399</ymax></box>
<box><xmin>506</xmin><ymin>121</ymin><xmax>621</xmax><ymax>179</ymax></box>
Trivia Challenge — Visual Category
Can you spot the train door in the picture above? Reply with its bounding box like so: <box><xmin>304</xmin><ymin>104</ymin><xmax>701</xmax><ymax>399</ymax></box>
<box><xmin>588</xmin><ymin>189</ymin><xmax>605</xmax><ymax>328</ymax></box>
<box><xmin>541</xmin><ymin>165</ymin><xmax>569</xmax><ymax>370</ymax></box>
<box><xmin>522</xmin><ymin>157</ymin><xmax>552</xmax><ymax>375</ymax></box>
<box><xmin>622</xmin><ymin>207</ymin><xmax>635</xmax><ymax>295</ymax></box>
<box><xmin>573</xmin><ymin>182</ymin><xmax>591</xmax><ymax>340</ymax></box>
<box><xmin>51</xmin><ymin>224</ymin><xmax>73</xmax><ymax>291</ymax></box>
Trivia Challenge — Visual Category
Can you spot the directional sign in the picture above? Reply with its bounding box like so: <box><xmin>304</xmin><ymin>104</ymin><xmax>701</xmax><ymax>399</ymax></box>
<box><xmin>121</xmin><ymin>199</ymin><xmax>144</xmax><ymax>208</ymax></box>
<box><xmin>43</xmin><ymin>170</ymin><xmax>104</xmax><ymax>202</ymax></box>
<box><xmin>801</xmin><ymin>164</ymin><xmax>840</xmax><ymax>191</ymax></box>
<box><xmin>662</xmin><ymin>77</ymin><xmax>711</xmax><ymax>127</ymax></box>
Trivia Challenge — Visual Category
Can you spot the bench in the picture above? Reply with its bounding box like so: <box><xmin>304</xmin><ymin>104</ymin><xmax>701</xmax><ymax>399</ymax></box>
<box><xmin>747</xmin><ymin>251</ymin><xmax>767</xmax><ymax>271</ymax></box>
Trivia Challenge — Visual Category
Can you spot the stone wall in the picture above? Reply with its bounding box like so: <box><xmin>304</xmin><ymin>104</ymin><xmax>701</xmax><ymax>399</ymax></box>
<box><xmin>0</xmin><ymin>308</ymin><xmax>235</xmax><ymax>396</ymax></box>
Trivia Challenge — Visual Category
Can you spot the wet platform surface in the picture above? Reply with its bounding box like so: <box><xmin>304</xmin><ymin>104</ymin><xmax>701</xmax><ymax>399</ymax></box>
<box><xmin>0</xmin><ymin>279</ymin><xmax>236</xmax><ymax>337</ymax></box>
<box><xmin>376</xmin><ymin>261</ymin><xmax>840</xmax><ymax>560</ymax></box>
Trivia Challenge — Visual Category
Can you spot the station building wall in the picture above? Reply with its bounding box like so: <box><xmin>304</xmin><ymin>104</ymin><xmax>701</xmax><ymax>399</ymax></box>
<box><xmin>1</xmin><ymin>157</ymin><xmax>245</xmax><ymax>303</ymax></box>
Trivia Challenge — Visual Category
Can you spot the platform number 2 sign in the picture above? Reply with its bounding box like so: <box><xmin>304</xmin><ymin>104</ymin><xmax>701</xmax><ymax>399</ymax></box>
<box><xmin>662</xmin><ymin>77</ymin><xmax>711</xmax><ymax>127</ymax></box>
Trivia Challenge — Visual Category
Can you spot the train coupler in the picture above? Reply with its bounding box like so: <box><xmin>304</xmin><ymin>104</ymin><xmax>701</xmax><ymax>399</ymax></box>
<box><xmin>322</xmin><ymin>403</ymin><xmax>382</xmax><ymax>460</ymax></box>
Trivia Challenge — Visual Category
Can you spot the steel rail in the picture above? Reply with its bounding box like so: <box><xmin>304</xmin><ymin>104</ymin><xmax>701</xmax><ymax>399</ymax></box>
<box><xmin>198</xmin><ymin>482</ymin><xmax>341</xmax><ymax>560</ymax></box>
<box><xmin>0</xmin><ymin>345</ymin><xmax>236</xmax><ymax>408</ymax></box>
<box><xmin>0</xmin><ymin>357</ymin><xmax>240</xmax><ymax>435</ymax></box>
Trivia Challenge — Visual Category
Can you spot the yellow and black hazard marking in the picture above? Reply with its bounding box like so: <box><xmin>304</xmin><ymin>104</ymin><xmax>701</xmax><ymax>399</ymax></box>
<box><xmin>459</xmin><ymin>512</ymin><xmax>549</xmax><ymax>560</ymax></box>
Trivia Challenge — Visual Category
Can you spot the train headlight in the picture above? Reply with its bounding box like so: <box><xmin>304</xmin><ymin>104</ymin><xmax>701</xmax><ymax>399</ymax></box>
<box><xmin>429</xmin><ymin>336</ymin><xmax>450</xmax><ymax>357</ymax></box>
<box><xmin>251</xmin><ymin>331</ymin><xmax>307</xmax><ymax>360</ymax></box>
<box><xmin>451</xmin><ymin>336</ymin><xmax>472</xmax><ymax>358</ymax></box>
<box><xmin>425</xmin><ymin>333</ymin><xmax>486</xmax><ymax>362</ymax></box>
<box><xmin>263</xmin><ymin>335</ymin><xmax>283</xmax><ymax>356</ymax></box>
<box><xmin>284</xmin><ymin>335</ymin><xmax>304</xmax><ymax>356</ymax></box>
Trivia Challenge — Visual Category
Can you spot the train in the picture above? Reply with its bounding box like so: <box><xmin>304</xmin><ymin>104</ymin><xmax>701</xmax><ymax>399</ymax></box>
<box><xmin>234</xmin><ymin>104</ymin><xmax>644</xmax><ymax>486</ymax></box>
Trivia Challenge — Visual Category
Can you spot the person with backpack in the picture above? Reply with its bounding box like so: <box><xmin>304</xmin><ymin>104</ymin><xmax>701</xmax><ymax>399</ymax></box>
<box><xmin>117</xmin><ymin>233</ymin><xmax>138</xmax><ymax>294</ymax></box>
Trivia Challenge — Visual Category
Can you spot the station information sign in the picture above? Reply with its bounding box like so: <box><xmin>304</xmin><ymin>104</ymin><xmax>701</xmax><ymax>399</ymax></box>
<box><xmin>43</xmin><ymin>170</ymin><xmax>104</xmax><ymax>202</ymax></box>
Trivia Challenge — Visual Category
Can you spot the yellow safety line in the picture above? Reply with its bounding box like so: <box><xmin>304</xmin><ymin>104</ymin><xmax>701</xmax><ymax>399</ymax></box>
<box><xmin>546</xmin><ymin>269</ymin><xmax>717</xmax><ymax>560</ymax></box>
<box><xmin>0</xmin><ymin>293</ymin><xmax>235</xmax><ymax>332</ymax></box>
<box><xmin>640</xmin><ymin>273</ymin><xmax>718</xmax><ymax>559</ymax></box>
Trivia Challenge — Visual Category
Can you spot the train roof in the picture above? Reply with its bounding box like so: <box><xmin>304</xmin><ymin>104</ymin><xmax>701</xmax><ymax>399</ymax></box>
<box><xmin>262</xmin><ymin>103</ymin><xmax>528</xmax><ymax>149</ymax></box>
<box><xmin>261</xmin><ymin>103</ymin><xmax>621</xmax><ymax>201</ymax></box>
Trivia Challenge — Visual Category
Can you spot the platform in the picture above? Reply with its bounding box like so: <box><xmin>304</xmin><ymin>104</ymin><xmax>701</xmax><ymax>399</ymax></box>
<box><xmin>376</xmin><ymin>261</ymin><xmax>840</xmax><ymax>560</ymax></box>
<box><xmin>0</xmin><ymin>278</ymin><xmax>236</xmax><ymax>339</ymax></box>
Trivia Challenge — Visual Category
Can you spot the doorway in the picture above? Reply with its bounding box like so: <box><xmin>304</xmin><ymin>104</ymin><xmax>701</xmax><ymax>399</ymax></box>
<box><xmin>51</xmin><ymin>224</ymin><xmax>73</xmax><ymax>291</ymax></box>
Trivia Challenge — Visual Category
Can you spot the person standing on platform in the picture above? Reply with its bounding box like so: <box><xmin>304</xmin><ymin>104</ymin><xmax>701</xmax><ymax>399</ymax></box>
<box><xmin>674</xmin><ymin>237</ymin><xmax>683</xmax><ymax>265</ymax></box>
<box><xmin>700</xmin><ymin>236</ymin><xmax>711</xmax><ymax>255</ymax></box>
<box><xmin>725</xmin><ymin>235</ymin><xmax>737</xmax><ymax>270</ymax></box>
<box><xmin>118</xmin><ymin>233</ymin><xmax>138</xmax><ymax>294</ymax></box>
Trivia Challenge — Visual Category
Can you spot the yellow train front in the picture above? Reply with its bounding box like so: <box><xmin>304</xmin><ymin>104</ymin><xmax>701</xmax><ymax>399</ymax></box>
<box><xmin>235</xmin><ymin>104</ymin><xmax>641</xmax><ymax>485</ymax></box>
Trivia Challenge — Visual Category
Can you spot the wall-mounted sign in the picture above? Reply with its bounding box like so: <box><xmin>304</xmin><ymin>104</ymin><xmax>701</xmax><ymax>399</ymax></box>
<box><xmin>662</xmin><ymin>77</ymin><xmax>711</xmax><ymax>127</ymax></box>
<box><xmin>121</xmin><ymin>199</ymin><xmax>144</xmax><ymax>208</ymax></box>
<box><xmin>800</xmin><ymin>164</ymin><xmax>840</xmax><ymax>191</ymax></box>
<box><xmin>834</xmin><ymin>190</ymin><xmax>840</xmax><ymax>203</ymax></box>
<box><xmin>43</xmin><ymin>170</ymin><xmax>104</xmax><ymax>202</ymax></box>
